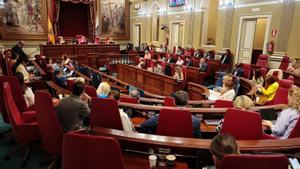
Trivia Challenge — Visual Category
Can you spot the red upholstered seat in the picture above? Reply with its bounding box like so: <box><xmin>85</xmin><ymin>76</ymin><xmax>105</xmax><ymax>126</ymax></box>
<box><xmin>214</xmin><ymin>100</ymin><xmax>233</xmax><ymax>108</ymax></box>
<box><xmin>66</xmin><ymin>79</ymin><xmax>75</xmax><ymax>91</ymax></box>
<box><xmin>279</xmin><ymin>55</ymin><xmax>290</xmax><ymax>71</ymax></box>
<box><xmin>256</xmin><ymin>54</ymin><xmax>269</xmax><ymax>69</ymax></box>
<box><xmin>241</xmin><ymin>64</ymin><xmax>251</xmax><ymax>79</ymax></box>
<box><xmin>164</xmin><ymin>96</ymin><xmax>175</xmax><ymax>107</ymax></box>
<box><xmin>3</xmin><ymin>82</ymin><xmax>40</xmax><ymax>167</ymax></box>
<box><xmin>221</xmin><ymin>108</ymin><xmax>274</xmax><ymax>140</ymax></box>
<box><xmin>35</xmin><ymin>91</ymin><xmax>64</xmax><ymax>155</ymax></box>
<box><xmin>35</xmin><ymin>91</ymin><xmax>64</xmax><ymax>167</ymax></box>
<box><xmin>267</xmin><ymin>79</ymin><xmax>293</xmax><ymax>105</ymax></box>
<box><xmin>90</xmin><ymin>98</ymin><xmax>123</xmax><ymax>130</ymax></box>
<box><xmin>289</xmin><ymin>117</ymin><xmax>300</xmax><ymax>138</ymax></box>
<box><xmin>119</xmin><ymin>97</ymin><xmax>139</xmax><ymax>104</ymax></box>
<box><xmin>62</xmin><ymin>132</ymin><xmax>124</xmax><ymax>169</ymax></box>
<box><xmin>84</xmin><ymin>85</ymin><xmax>97</xmax><ymax>97</ymax></box>
<box><xmin>0</xmin><ymin>76</ymin><xmax>36</xmax><ymax>124</ymax></box>
<box><xmin>219</xmin><ymin>154</ymin><xmax>289</xmax><ymax>169</ymax></box>
<box><xmin>260</xmin><ymin>67</ymin><xmax>268</xmax><ymax>78</ymax></box>
<box><xmin>157</xmin><ymin>108</ymin><xmax>193</xmax><ymax>138</ymax></box>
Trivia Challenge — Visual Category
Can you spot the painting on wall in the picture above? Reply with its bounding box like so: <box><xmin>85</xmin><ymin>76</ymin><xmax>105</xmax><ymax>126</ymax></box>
<box><xmin>2</xmin><ymin>0</ymin><xmax>48</xmax><ymax>40</ymax></box>
<box><xmin>100</xmin><ymin>0</ymin><xmax>129</xmax><ymax>40</ymax></box>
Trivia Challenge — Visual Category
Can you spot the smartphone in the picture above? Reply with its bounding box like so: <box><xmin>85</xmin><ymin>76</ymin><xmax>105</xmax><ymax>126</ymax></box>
<box><xmin>289</xmin><ymin>157</ymin><xmax>300</xmax><ymax>169</ymax></box>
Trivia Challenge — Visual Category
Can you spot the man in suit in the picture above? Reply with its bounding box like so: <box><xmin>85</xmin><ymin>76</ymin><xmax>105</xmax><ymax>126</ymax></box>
<box><xmin>232</xmin><ymin>63</ymin><xmax>244</xmax><ymax>77</ymax></box>
<box><xmin>56</xmin><ymin>81</ymin><xmax>90</xmax><ymax>132</ymax></box>
<box><xmin>199</xmin><ymin>58</ymin><xmax>208</xmax><ymax>72</ymax></box>
<box><xmin>220</xmin><ymin>49</ymin><xmax>231</xmax><ymax>64</ymax></box>
<box><xmin>12</xmin><ymin>40</ymin><xmax>28</xmax><ymax>62</ymax></box>
<box><xmin>140</xmin><ymin>90</ymin><xmax>201</xmax><ymax>138</ymax></box>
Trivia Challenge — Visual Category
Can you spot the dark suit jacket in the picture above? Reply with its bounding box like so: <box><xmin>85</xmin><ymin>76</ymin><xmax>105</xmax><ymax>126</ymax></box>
<box><xmin>56</xmin><ymin>95</ymin><xmax>90</xmax><ymax>132</ymax></box>
<box><xmin>199</xmin><ymin>63</ymin><xmax>208</xmax><ymax>72</ymax></box>
<box><xmin>12</xmin><ymin>44</ymin><xmax>27</xmax><ymax>62</ymax></box>
<box><xmin>232</xmin><ymin>67</ymin><xmax>244</xmax><ymax>77</ymax></box>
<box><xmin>220</xmin><ymin>54</ymin><xmax>231</xmax><ymax>64</ymax></box>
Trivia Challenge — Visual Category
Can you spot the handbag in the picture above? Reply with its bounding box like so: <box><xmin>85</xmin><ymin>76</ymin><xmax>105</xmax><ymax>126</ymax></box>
<box><xmin>257</xmin><ymin>95</ymin><xmax>268</xmax><ymax>105</ymax></box>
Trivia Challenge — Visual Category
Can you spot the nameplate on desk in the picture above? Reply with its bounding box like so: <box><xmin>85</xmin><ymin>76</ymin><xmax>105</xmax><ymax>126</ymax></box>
<box><xmin>158</xmin><ymin>148</ymin><xmax>171</xmax><ymax>154</ymax></box>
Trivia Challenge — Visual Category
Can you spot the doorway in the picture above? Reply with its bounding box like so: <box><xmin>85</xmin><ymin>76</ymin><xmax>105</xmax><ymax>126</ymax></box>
<box><xmin>236</xmin><ymin>15</ymin><xmax>271</xmax><ymax>64</ymax></box>
<box><xmin>133</xmin><ymin>24</ymin><xmax>141</xmax><ymax>49</ymax></box>
<box><xmin>170</xmin><ymin>21</ymin><xmax>185</xmax><ymax>50</ymax></box>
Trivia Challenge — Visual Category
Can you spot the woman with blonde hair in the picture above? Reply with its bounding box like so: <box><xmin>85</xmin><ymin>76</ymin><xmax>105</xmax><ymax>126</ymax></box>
<box><xmin>218</xmin><ymin>77</ymin><xmax>235</xmax><ymax>101</ymax></box>
<box><xmin>263</xmin><ymin>87</ymin><xmax>300</xmax><ymax>139</ymax></box>
<box><xmin>96</xmin><ymin>82</ymin><xmax>111</xmax><ymax>98</ymax></box>
<box><xmin>216</xmin><ymin>95</ymin><xmax>254</xmax><ymax>132</ymax></box>
<box><xmin>233</xmin><ymin>95</ymin><xmax>254</xmax><ymax>110</ymax></box>
<box><xmin>173</xmin><ymin>65</ymin><xmax>184</xmax><ymax>81</ymax></box>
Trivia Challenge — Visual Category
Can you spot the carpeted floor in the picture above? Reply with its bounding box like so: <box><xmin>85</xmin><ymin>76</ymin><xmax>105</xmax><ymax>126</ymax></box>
<box><xmin>0</xmin><ymin>114</ymin><xmax>59</xmax><ymax>169</ymax></box>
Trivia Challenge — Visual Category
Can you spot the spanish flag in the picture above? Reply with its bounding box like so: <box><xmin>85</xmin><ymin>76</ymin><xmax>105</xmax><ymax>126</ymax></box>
<box><xmin>48</xmin><ymin>14</ymin><xmax>55</xmax><ymax>44</ymax></box>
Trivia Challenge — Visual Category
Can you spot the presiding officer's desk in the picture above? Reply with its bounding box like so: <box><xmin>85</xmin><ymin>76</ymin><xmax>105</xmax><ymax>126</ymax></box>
<box><xmin>117</xmin><ymin>63</ymin><xmax>182</xmax><ymax>96</ymax></box>
<box><xmin>40</xmin><ymin>44</ymin><xmax>120</xmax><ymax>60</ymax></box>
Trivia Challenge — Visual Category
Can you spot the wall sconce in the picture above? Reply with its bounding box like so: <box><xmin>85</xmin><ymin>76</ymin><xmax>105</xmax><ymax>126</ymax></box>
<box><xmin>219</xmin><ymin>0</ymin><xmax>234</xmax><ymax>9</ymax></box>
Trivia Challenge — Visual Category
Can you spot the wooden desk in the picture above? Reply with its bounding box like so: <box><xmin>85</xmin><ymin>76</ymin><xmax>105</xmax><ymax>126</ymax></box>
<box><xmin>187</xmin><ymin>82</ymin><xmax>209</xmax><ymax>101</ymax></box>
<box><xmin>40</xmin><ymin>44</ymin><xmax>120</xmax><ymax>60</ymax></box>
<box><xmin>123</xmin><ymin>153</ymin><xmax>188</xmax><ymax>169</ymax></box>
<box><xmin>91</xmin><ymin>127</ymin><xmax>300</xmax><ymax>152</ymax></box>
<box><xmin>73</xmin><ymin>70</ymin><xmax>92</xmax><ymax>82</ymax></box>
<box><xmin>46</xmin><ymin>81</ymin><xmax>72</xmax><ymax>95</ymax></box>
<box><xmin>117</xmin><ymin>64</ymin><xmax>181</xmax><ymax>96</ymax></box>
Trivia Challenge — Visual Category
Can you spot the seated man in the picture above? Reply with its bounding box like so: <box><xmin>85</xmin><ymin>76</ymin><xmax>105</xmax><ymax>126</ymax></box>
<box><xmin>140</xmin><ymin>91</ymin><xmax>201</xmax><ymax>138</ymax></box>
<box><xmin>199</xmin><ymin>58</ymin><xmax>208</xmax><ymax>72</ymax></box>
<box><xmin>56</xmin><ymin>81</ymin><xmax>90</xmax><ymax>132</ymax></box>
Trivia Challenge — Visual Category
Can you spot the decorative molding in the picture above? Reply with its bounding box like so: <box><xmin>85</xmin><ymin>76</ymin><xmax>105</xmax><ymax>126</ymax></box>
<box><xmin>234</xmin><ymin>1</ymin><xmax>279</xmax><ymax>8</ymax></box>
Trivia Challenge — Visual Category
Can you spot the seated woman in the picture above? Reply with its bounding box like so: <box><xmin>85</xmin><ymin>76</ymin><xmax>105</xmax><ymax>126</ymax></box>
<box><xmin>175</xmin><ymin>56</ymin><xmax>184</xmax><ymax>65</ymax></box>
<box><xmin>13</xmin><ymin>57</ymin><xmax>30</xmax><ymax>82</ymax></box>
<box><xmin>15</xmin><ymin>72</ymin><xmax>34</xmax><ymax>107</ymax></box>
<box><xmin>96</xmin><ymin>82</ymin><xmax>111</xmax><ymax>98</ymax></box>
<box><xmin>173</xmin><ymin>65</ymin><xmax>184</xmax><ymax>81</ymax></box>
<box><xmin>153</xmin><ymin>61</ymin><xmax>163</xmax><ymax>75</ymax></box>
<box><xmin>252</xmin><ymin>69</ymin><xmax>264</xmax><ymax>86</ymax></box>
<box><xmin>210</xmin><ymin>133</ymin><xmax>240</xmax><ymax>168</ymax></box>
<box><xmin>144</xmin><ymin>50</ymin><xmax>151</xmax><ymax>60</ymax></box>
<box><xmin>287</xmin><ymin>58</ymin><xmax>297</xmax><ymax>72</ymax></box>
<box><xmin>256</xmin><ymin>75</ymin><xmax>279</xmax><ymax>104</ymax></box>
<box><xmin>217</xmin><ymin>76</ymin><xmax>236</xmax><ymax>101</ymax></box>
<box><xmin>137</xmin><ymin>57</ymin><xmax>145</xmax><ymax>69</ymax></box>
<box><xmin>262</xmin><ymin>87</ymin><xmax>300</xmax><ymax>139</ymax></box>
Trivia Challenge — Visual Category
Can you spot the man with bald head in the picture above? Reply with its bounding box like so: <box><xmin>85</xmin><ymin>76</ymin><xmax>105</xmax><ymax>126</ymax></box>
<box><xmin>12</xmin><ymin>40</ymin><xmax>28</xmax><ymax>62</ymax></box>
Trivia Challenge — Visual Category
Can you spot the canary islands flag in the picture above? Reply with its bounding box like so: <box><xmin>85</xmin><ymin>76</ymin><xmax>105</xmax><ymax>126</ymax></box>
<box><xmin>48</xmin><ymin>14</ymin><xmax>55</xmax><ymax>44</ymax></box>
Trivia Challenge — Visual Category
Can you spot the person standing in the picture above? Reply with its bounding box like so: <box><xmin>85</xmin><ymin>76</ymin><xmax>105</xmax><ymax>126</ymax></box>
<box><xmin>12</xmin><ymin>40</ymin><xmax>28</xmax><ymax>62</ymax></box>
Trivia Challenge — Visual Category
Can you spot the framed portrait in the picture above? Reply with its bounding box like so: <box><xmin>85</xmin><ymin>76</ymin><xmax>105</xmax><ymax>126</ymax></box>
<box><xmin>2</xmin><ymin>0</ymin><xmax>48</xmax><ymax>40</ymax></box>
<box><xmin>100</xmin><ymin>0</ymin><xmax>130</xmax><ymax>40</ymax></box>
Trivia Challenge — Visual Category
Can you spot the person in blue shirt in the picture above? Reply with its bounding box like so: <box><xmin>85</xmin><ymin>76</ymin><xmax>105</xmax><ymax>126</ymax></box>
<box><xmin>96</xmin><ymin>82</ymin><xmax>110</xmax><ymax>98</ymax></box>
<box><xmin>140</xmin><ymin>90</ymin><xmax>201</xmax><ymax>138</ymax></box>
<box><xmin>54</xmin><ymin>69</ymin><xmax>67</xmax><ymax>88</ymax></box>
